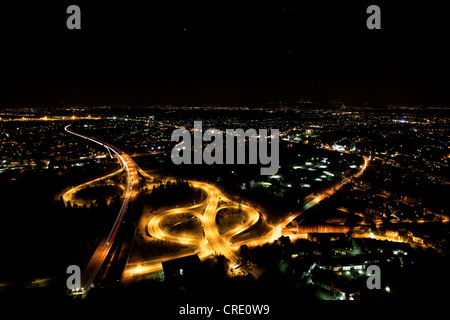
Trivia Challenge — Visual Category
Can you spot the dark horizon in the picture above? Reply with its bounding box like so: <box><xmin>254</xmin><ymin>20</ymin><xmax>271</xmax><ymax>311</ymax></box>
<box><xmin>3</xmin><ymin>65</ymin><xmax>450</xmax><ymax>108</ymax></box>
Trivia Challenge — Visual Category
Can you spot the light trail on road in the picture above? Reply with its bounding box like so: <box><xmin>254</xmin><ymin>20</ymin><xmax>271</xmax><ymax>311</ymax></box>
<box><xmin>63</xmin><ymin>126</ymin><xmax>258</xmax><ymax>284</ymax></box>
<box><xmin>62</xmin><ymin>164</ymin><xmax>126</xmax><ymax>205</ymax></box>
<box><xmin>64</xmin><ymin>125</ymin><xmax>138</xmax><ymax>293</ymax></box>
<box><xmin>142</xmin><ymin>181</ymin><xmax>260</xmax><ymax>267</ymax></box>
<box><xmin>65</xmin><ymin>125</ymin><xmax>371</xmax><ymax>283</ymax></box>
<box><xmin>125</xmin><ymin>154</ymin><xmax>371</xmax><ymax>279</ymax></box>
<box><xmin>238</xmin><ymin>155</ymin><xmax>370</xmax><ymax>248</ymax></box>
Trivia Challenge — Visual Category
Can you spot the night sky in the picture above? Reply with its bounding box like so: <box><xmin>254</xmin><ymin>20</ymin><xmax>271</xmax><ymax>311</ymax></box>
<box><xmin>1</xmin><ymin>1</ymin><xmax>449</xmax><ymax>107</ymax></box>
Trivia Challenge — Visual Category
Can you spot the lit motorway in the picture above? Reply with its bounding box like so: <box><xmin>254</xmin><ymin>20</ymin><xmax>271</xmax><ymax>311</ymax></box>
<box><xmin>62</xmin><ymin>164</ymin><xmax>125</xmax><ymax>205</ymax></box>
<box><xmin>64</xmin><ymin>125</ymin><xmax>139</xmax><ymax>293</ymax></box>
<box><xmin>125</xmin><ymin>181</ymin><xmax>260</xmax><ymax>278</ymax></box>
<box><xmin>63</xmin><ymin>126</ymin><xmax>260</xmax><ymax>286</ymax></box>
<box><xmin>232</xmin><ymin>155</ymin><xmax>371</xmax><ymax>249</ymax></box>
<box><xmin>124</xmin><ymin>156</ymin><xmax>370</xmax><ymax>279</ymax></box>
<box><xmin>64</xmin><ymin>125</ymin><xmax>371</xmax><ymax>283</ymax></box>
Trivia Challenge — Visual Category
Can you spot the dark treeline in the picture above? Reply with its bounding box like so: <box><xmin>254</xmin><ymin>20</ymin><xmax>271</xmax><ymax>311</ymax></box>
<box><xmin>140</xmin><ymin>179</ymin><xmax>204</xmax><ymax>208</ymax></box>
<box><xmin>73</xmin><ymin>185</ymin><xmax>122</xmax><ymax>203</ymax></box>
